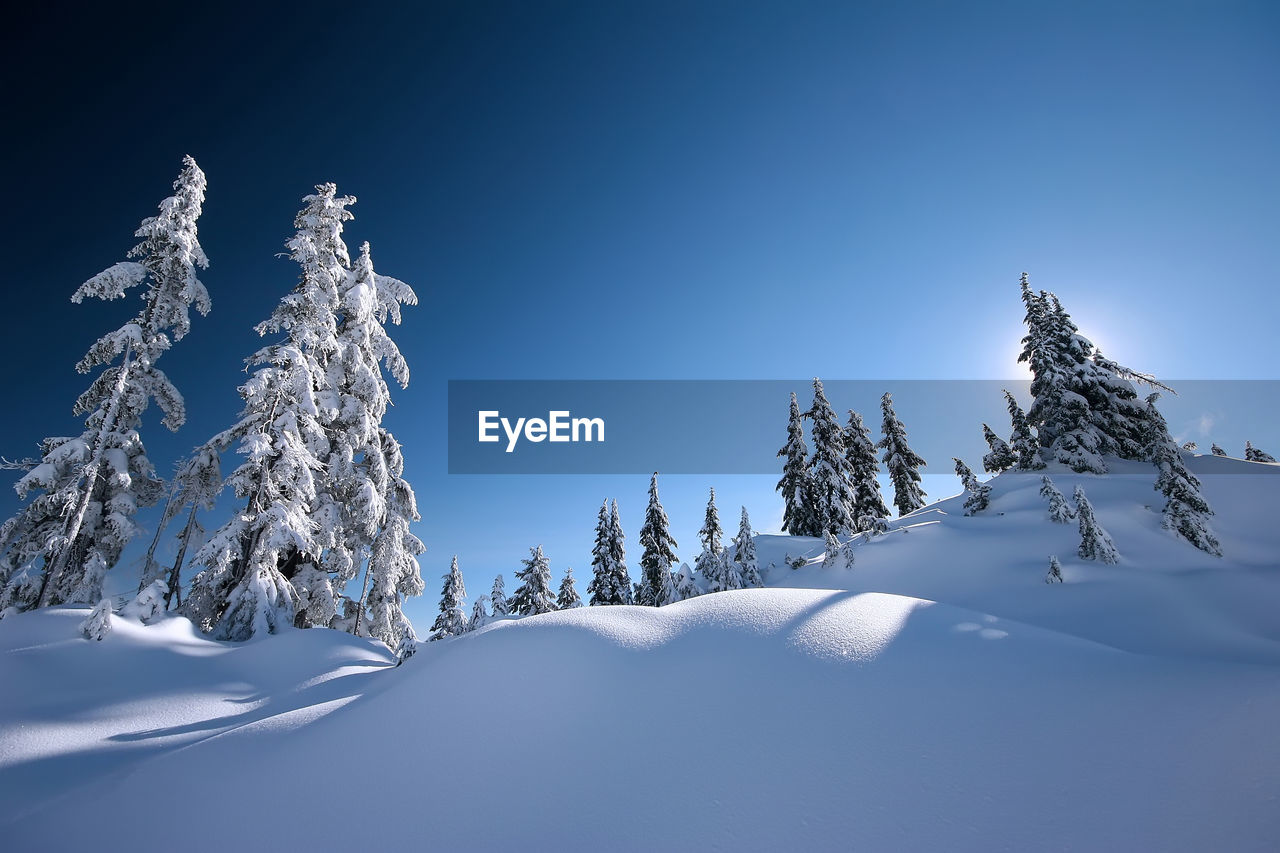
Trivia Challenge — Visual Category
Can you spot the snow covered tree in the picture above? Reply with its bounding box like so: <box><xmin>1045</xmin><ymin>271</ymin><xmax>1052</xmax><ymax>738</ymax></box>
<box><xmin>822</xmin><ymin>530</ymin><xmax>854</xmax><ymax>571</ymax></box>
<box><xmin>1145</xmin><ymin>395</ymin><xmax>1221</xmax><ymax>556</ymax></box>
<box><xmin>1182</xmin><ymin>442</ymin><xmax>1197</xmax><ymax>452</ymax></box>
<box><xmin>1045</xmin><ymin>555</ymin><xmax>1063</xmax><ymax>584</ymax></box>
<box><xmin>1039</xmin><ymin>476</ymin><xmax>1075</xmax><ymax>523</ymax></box>
<box><xmin>469</xmin><ymin>594</ymin><xmax>491</xmax><ymax>632</ymax></box>
<box><xmin>636</xmin><ymin>473</ymin><xmax>679</xmax><ymax>607</ymax></box>
<box><xmin>490</xmin><ymin>574</ymin><xmax>510</xmax><ymax>617</ymax></box>
<box><xmin>673</xmin><ymin>563</ymin><xmax>701</xmax><ymax>600</ymax></box>
<box><xmin>1073</xmin><ymin>485</ymin><xmax>1118</xmax><ymax>564</ymax></box>
<box><xmin>121</xmin><ymin>580</ymin><xmax>167</xmax><ymax>624</ymax></box>
<box><xmin>1211</xmin><ymin>443</ymin><xmax>1227</xmax><ymax>457</ymax></box>
<box><xmin>981</xmin><ymin>424</ymin><xmax>1015</xmax><ymax>474</ymax></box>
<box><xmin>732</xmin><ymin>506</ymin><xmax>763</xmax><ymax>588</ymax></box>
<box><xmin>776</xmin><ymin>392</ymin><xmax>816</xmax><ymax>536</ymax></box>
<box><xmin>1245</xmin><ymin>441</ymin><xmax>1276</xmax><ymax>463</ymax></box>
<box><xmin>557</xmin><ymin>567</ymin><xmax>583</xmax><ymax>610</ymax></box>
<box><xmin>359</xmin><ymin>434</ymin><xmax>425</xmax><ymax>649</ymax></box>
<box><xmin>511</xmin><ymin>545</ymin><xmax>557</xmax><ymax>616</ymax></box>
<box><xmin>695</xmin><ymin>488</ymin><xmax>734</xmax><ymax>592</ymax></box>
<box><xmin>878</xmin><ymin>392</ymin><xmax>927</xmax><ymax>517</ymax></box>
<box><xmin>150</xmin><ymin>443</ymin><xmax>222</xmax><ymax>610</ymax></box>
<box><xmin>588</xmin><ymin>499</ymin><xmax>632</xmax><ymax>606</ymax></box>
<box><xmin>845</xmin><ymin>409</ymin><xmax>891</xmax><ymax>524</ymax></box>
<box><xmin>1</xmin><ymin>157</ymin><xmax>210</xmax><ymax>614</ymax></box>
<box><xmin>953</xmin><ymin>458</ymin><xmax>991</xmax><ymax>515</ymax></box>
<box><xmin>1003</xmin><ymin>390</ymin><xmax>1044</xmax><ymax>470</ymax></box>
<box><xmin>805</xmin><ymin>379</ymin><xmax>858</xmax><ymax>535</ymax></box>
<box><xmin>429</xmin><ymin>556</ymin><xmax>468</xmax><ymax>640</ymax></box>
<box><xmin>80</xmin><ymin>598</ymin><xmax>114</xmax><ymax>641</ymax></box>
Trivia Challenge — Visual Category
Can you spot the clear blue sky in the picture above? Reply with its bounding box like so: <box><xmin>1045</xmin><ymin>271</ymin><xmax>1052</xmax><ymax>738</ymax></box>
<box><xmin>1</xmin><ymin>0</ymin><xmax>1276</xmax><ymax>626</ymax></box>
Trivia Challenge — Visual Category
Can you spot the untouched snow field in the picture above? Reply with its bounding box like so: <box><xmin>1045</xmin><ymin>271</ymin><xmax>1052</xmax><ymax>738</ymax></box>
<box><xmin>2</xmin><ymin>455</ymin><xmax>1279</xmax><ymax>851</ymax></box>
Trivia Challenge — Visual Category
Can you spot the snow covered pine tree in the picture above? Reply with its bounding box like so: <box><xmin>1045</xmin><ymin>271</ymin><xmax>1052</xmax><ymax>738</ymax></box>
<box><xmin>953</xmin><ymin>458</ymin><xmax>991</xmax><ymax>515</ymax></box>
<box><xmin>430</xmin><ymin>555</ymin><xmax>468</xmax><ymax>640</ymax></box>
<box><xmin>511</xmin><ymin>545</ymin><xmax>557</xmax><ymax>616</ymax></box>
<box><xmin>1073</xmin><ymin>485</ymin><xmax>1119</xmax><ymax>564</ymax></box>
<box><xmin>878</xmin><ymin>392</ymin><xmax>927</xmax><ymax>517</ymax></box>
<box><xmin>777</xmin><ymin>392</ymin><xmax>816</xmax><ymax>536</ymax></box>
<box><xmin>636</xmin><ymin>473</ymin><xmax>679</xmax><ymax>607</ymax></box>
<box><xmin>806</xmin><ymin>379</ymin><xmax>859</xmax><ymax>535</ymax></box>
<box><xmin>845</xmin><ymin>409</ymin><xmax>891</xmax><ymax>531</ymax></box>
<box><xmin>557</xmin><ymin>567</ymin><xmax>583</xmax><ymax>609</ymax></box>
<box><xmin>1039</xmin><ymin>476</ymin><xmax>1075</xmax><ymax>523</ymax></box>
<box><xmin>1145</xmin><ymin>394</ymin><xmax>1221</xmax><ymax>556</ymax></box>
<box><xmin>490</xmin><ymin>574</ymin><xmax>510</xmax><ymax>617</ymax></box>
<box><xmin>587</xmin><ymin>499</ymin><xmax>632</xmax><ymax>605</ymax></box>
<box><xmin>732</xmin><ymin>506</ymin><xmax>763</xmax><ymax>588</ymax></box>
<box><xmin>1</xmin><ymin>157</ymin><xmax>210</xmax><ymax>614</ymax></box>
<box><xmin>696</xmin><ymin>488</ymin><xmax>734</xmax><ymax>592</ymax></box>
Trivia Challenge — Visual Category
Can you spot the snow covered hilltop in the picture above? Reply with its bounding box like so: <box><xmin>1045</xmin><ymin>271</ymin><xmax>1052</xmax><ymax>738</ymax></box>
<box><xmin>2</xmin><ymin>454</ymin><xmax>1279</xmax><ymax>851</ymax></box>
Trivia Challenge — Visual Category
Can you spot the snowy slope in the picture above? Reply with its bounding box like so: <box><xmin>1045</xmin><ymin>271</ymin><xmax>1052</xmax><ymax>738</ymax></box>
<box><xmin>2</xmin><ymin>454</ymin><xmax>1279</xmax><ymax>851</ymax></box>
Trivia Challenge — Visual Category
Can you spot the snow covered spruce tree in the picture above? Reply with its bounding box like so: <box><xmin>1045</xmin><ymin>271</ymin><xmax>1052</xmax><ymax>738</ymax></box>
<box><xmin>981</xmin><ymin>424</ymin><xmax>1015</xmax><ymax>474</ymax></box>
<box><xmin>1245</xmin><ymin>441</ymin><xmax>1276</xmax><ymax>463</ymax></box>
<box><xmin>1144</xmin><ymin>395</ymin><xmax>1221</xmax><ymax>556</ymax></box>
<box><xmin>511</xmin><ymin>545</ymin><xmax>557</xmax><ymax>616</ymax></box>
<box><xmin>184</xmin><ymin>184</ymin><xmax>423</xmax><ymax>641</ymax></box>
<box><xmin>673</xmin><ymin>563</ymin><xmax>701</xmax><ymax>600</ymax></box>
<box><xmin>1045</xmin><ymin>555</ymin><xmax>1064</xmax><ymax>584</ymax></box>
<box><xmin>952</xmin><ymin>458</ymin><xmax>991</xmax><ymax>515</ymax></box>
<box><xmin>429</xmin><ymin>556</ymin><xmax>468</xmax><ymax>640</ymax></box>
<box><xmin>1017</xmin><ymin>274</ymin><xmax>1164</xmax><ymax>473</ymax></box>
<box><xmin>1002</xmin><ymin>391</ymin><xmax>1043</xmax><ymax>471</ymax></box>
<box><xmin>469</xmin><ymin>594</ymin><xmax>490</xmax><ymax>631</ymax></box>
<box><xmin>845</xmin><ymin>409</ymin><xmax>891</xmax><ymax>530</ymax></box>
<box><xmin>878</xmin><ymin>392</ymin><xmax>926</xmax><ymax>517</ymax></box>
<box><xmin>588</xmin><ymin>499</ymin><xmax>632</xmax><ymax>605</ymax></box>
<box><xmin>1073</xmin><ymin>485</ymin><xmax>1118</xmax><ymax>564</ymax></box>
<box><xmin>490</xmin><ymin>574</ymin><xmax>510</xmax><ymax>617</ymax></box>
<box><xmin>139</xmin><ymin>443</ymin><xmax>222</xmax><ymax>610</ymax></box>
<box><xmin>777</xmin><ymin>392</ymin><xmax>816</xmax><ymax>536</ymax></box>
<box><xmin>0</xmin><ymin>157</ymin><xmax>211</xmax><ymax>613</ymax></box>
<box><xmin>1039</xmin><ymin>476</ymin><xmax>1075</xmax><ymax>523</ymax></box>
<box><xmin>557</xmin><ymin>567</ymin><xmax>583</xmax><ymax>609</ymax></box>
<box><xmin>695</xmin><ymin>488</ymin><xmax>733</xmax><ymax>592</ymax></box>
<box><xmin>732</xmin><ymin>506</ymin><xmax>763</xmax><ymax>588</ymax></box>
<box><xmin>805</xmin><ymin>379</ymin><xmax>858</xmax><ymax>535</ymax></box>
<box><xmin>1210</xmin><ymin>443</ymin><xmax>1227</xmax><ymax>457</ymax></box>
<box><xmin>636</xmin><ymin>473</ymin><xmax>679</xmax><ymax>607</ymax></box>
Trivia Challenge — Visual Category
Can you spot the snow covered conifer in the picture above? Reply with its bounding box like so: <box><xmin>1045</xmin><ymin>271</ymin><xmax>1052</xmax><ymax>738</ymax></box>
<box><xmin>953</xmin><ymin>458</ymin><xmax>991</xmax><ymax>515</ymax></box>
<box><xmin>981</xmin><ymin>424</ymin><xmax>1015</xmax><ymax>474</ymax></box>
<box><xmin>823</xmin><ymin>531</ymin><xmax>854</xmax><ymax>571</ymax></box>
<box><xmin>1039</xmin><ymin>476</ymin><xmax>1075</xmax><ymax>523</ymax></box>
<box><xmin>511</xmin><ymin>545</ymin><xmax>557</xmax><ymax>616</ymax></box>
<box><xmin>1045</xmin><ymin>555</ymin><xmax>1064</xmax><ymax>584</ymax></box>
<box><xmin>1</xmin><ymin>157</ymin><xmax>210</xmax><ymax>613</ymax></box>
<box><xmin>121</xmin><ymin>580</ymin><xmax>167</xmax><ymax>624</ymax></box>
<box><xmin>845</xmin><ymin>409</ymin><xmax>891</xmax><ymax>524</ymax></box>
<box><xmin>1003</xmin><ymin>391</ymin><xmax>1044</xmax><ymax>470</ymax></box>
<box><xmin>777</xmin><ymin>392</ymin><xmax>816</xmax><ymax>536</ymax></box>
<box><xmin>732</xmin><ymin>506</ymin><xmax>763</xmax><ymax>588</ymax></box>
<box><xmin>1073</xmin><ymin>485</ymin><xmax>1118</xmax><ymax>564</ymax></box>
<box><xmin>1245</xmin><ymin>441</ymin><xmax>1276</xmax><ymax>463</ymax></box>
<box><xmin>673</xmin><ymin>563</ymin><xmax>701</xmax><ymax>600</ymax></box>
<box><xmin>1182</xmin><ymin>442</ymin><xmax>1197</xmax><ymax>452</ymax></box>
<box><xmin>805</xmin><ymin>379</ymin><xmax>858</xmax><ymax>535</ymax></box>
<box><xmin>557</xmin><ymin>567</ymin><xmax>583</xmax><ymax>609</ymax></box>
<box><xmin>878</xmin><ymin>392</ymin><xmax>927</xmax><ymax>517</ymax></box>
<box><xmin>80</xmin><ymin>598</ymin><xmax>114</xmax><ymax>641</ymax></box>
<box><xmin>588</xmin><ymin>499</ymin><xmax>632</xmax><ymax>605</ymax></box>
<box><xmin>469</xmin><ymin>595</ymin><xmax>491</xmax><ymax>632</ymax></box>
<box><xmin>490</xmin><ymin>574</ymin><xmax>509</xmax><ymax>617</ymax></box>
<box><xmin>636</xmin><ymin>473</ymin><xmax>679</xmax><ymax>607</ymax></box>
<box><xmin>429</xmin><ymin>556</ymin><xmax>468</xmax><ymax>640</ymax></box>
<box><xmin>695</xmin><ymin>488</ymin><xmax>735</xmax><ymax>592</ymax></box>
<box><xmin>1145</xmin><ymin>395</ymin><xmax>1221</xmax><ymax>556</ymax></box>
<box><xmin>1211</xmin><ymin>443</ymin><xmax>1227</xmax><ymax>457</ymax></box>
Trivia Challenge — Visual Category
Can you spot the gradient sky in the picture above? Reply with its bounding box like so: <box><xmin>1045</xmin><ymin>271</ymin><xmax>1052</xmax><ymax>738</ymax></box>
<box><xmin>2</xmin><ymin>0</ymin><xmax>1277</xmax><ymax>626</ymax></box>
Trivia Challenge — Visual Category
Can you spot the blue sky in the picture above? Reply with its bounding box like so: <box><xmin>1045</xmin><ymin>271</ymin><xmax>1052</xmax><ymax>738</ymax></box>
<box><xmin>1</xmin><ymin>0</ymin><xmax>1277</xmax><ymax>625</ymax></box>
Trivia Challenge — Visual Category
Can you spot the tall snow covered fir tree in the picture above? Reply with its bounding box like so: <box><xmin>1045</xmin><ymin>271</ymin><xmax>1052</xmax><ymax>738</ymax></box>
<box><xmin>952</xmin><ymin>458</ymin><xmax>990</xmax><ymax>515</ymax></box>
<box><xmin>1073</xmin><ymin>485</ymin><xmax>1119</xmax><ymax>564</ymax></box>
<box><xmin>776</xmin><ymin>392</ymin><xmax>815</xmax><ymax>536</ymax></box>
<box><xmin>878</xmin><ymin>392</ymin><xmax>927</xmax><ymax>517</ymax></box>
<box><xmin>511</xmin><ymin>545</ymin><xmax>557</xmax><ymax>616</ymax></box>
<box><xmin>430</xmin><ymin>556</ymin><xmax>468</xmax><ymax>640</ymax></box>
<box><xmin>490</xmin><ymin>574</ymin><xmax>509</xmax><ymax>616</ymax></box>
<box><xmin>183</xmin><ymin>184</ymin><xmax>423</xmax><ymax>642</ymax></box>
<box><xmin>587</xmin><ymin>499</ymin><xmax>632</xmax><ymax>605</ymax></box>
<box><xmin>1017</xmin><ymin>273</ymin><xmax>1164</xmax><ymax>473</ymax></box>
<box><xmin>1144</xmin><ymin>394</ymin><xmax>1221</xmax><ymax>556</ymax></box>
<box><xmin>636</xmin><ymin>473</ymin><xmax>679</xmax><ymax>607</ymax></box>
<box><xmin>695</xmin><ymin>488</ymin><xmax>733</xmax><ymax>592</ymax></box>
<box><xmin>0</xmin><ymin>157</ymin><xmax>210</xmax><ymax>615</ymax></box>
<box><xmin>805</xmin><ymin>379</ymin><xmax>859</xmax><ymax>535</ymax></box>
<box><xmin>732</xmin><ymin>506</ymin><xmax>763</xmax><ymax>588</ymax></box>
<box><xmin>844</xmin><ymin>409</ymin><xmax>891</xmax><ymax>529</ymax></box>
<box><xmin>557</xmin><ymin>567</ymin><xmax>583</xmax><ymax>609</ymax></box>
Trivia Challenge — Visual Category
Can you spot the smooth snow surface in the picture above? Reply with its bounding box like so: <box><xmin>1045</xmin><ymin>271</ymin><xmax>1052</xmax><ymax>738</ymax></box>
<box><xmin>2</xmin><ymin>455</ymin><xmax>1278</xmax><ymax>851</ymax></box>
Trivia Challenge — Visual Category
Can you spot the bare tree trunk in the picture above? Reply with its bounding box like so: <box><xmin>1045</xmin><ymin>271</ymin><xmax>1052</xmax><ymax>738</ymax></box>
<box><xmin>165</xmin><ymin>502</ymin><xmax>200</xmax><ymax>610</ymax></box>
